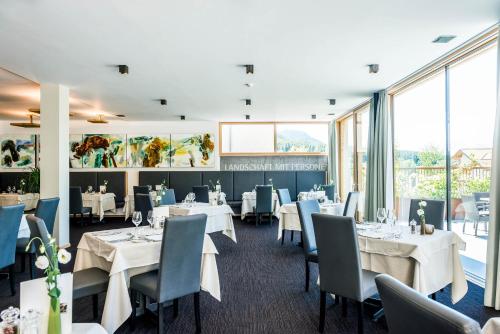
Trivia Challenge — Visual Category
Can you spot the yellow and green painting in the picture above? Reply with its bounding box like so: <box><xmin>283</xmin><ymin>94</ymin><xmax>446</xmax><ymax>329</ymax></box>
<box><xmin>127</xmin><ymin>135</ymin><xmax>171</xmax><ymax>167</ymax></box>
<box><xmin>170</xmin><ymin>133</ymin><xmax>215</xmax><ymax>167</ymax></box>
<box><xmin>73</xmin><ymin>134</ymin><xmax>127</xmax><ymax>168</ymax></box>
<box><xmin>69</xmin><ymin>134</ymin><xmax>83</xmax><ymax>168</ymax></box>
<box><xmin>0</xmin><ymin>134</ymin><xmax>37</xmax><ymax>168</ymax></box>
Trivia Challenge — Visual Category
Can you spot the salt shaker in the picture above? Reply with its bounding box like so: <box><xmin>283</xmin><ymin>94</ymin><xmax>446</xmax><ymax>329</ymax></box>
<box><xmin>410</xmin><ymin>219</ymin><xmax>417</xmax><ymax>234</ymax></box>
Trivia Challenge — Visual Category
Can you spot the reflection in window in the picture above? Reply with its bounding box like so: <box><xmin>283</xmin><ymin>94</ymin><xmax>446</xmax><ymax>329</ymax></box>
<box><xmin>221</xmin><ymin>124</ymin><xmax>275</xmax><ymax>153</ymax></box>
<box><xmin>276</xmin><ymin>123</ymin><xmax>328</xmax><ymax>153</ymax></box>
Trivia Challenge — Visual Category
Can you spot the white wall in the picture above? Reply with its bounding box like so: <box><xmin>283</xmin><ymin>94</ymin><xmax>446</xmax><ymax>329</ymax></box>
<box><xmin>0</xmin><ymin>120</ymin><xmax>220</xmax><ymax>193</ymax></box>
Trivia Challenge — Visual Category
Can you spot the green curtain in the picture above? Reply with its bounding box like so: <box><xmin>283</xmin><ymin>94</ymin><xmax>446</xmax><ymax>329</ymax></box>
<box><xmin>364</xmin><ymin>90</ymin><xmax>393</xmax><ymax>221</ymax></box>
<box><xmin>484</xmin><ymin>31</ymin><xmax>500</xmax><ymax>309</ymax></box>
<box><xmin>327</xmin><ymin>121</ymin><xmax>338</xmax><ymax>193</ymax></box>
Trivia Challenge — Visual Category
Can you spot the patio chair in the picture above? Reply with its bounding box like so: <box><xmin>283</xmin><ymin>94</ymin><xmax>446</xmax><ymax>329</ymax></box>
<box><xmin>473</xmin><ymin>192</ymin><xmax>490</xmax><ymax>211</ymax></box>
<box><xmin>462</xmin><ymin>195</ymin><xmax>489</xmax><ymax>236</ymax></box>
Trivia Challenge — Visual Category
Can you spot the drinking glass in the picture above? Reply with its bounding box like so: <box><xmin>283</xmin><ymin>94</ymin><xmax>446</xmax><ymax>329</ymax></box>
<box><xmin>87</xmin><ymin>185</ymin><xmax>93</xmax><ymax>193</ymax></box>
<box><xmin>376</xmin><ymin>208</ymin><xmax>387</xmax><ymax>225</ymax></box>
<box><xmin>386</xmin><ymin>209</ymin><xmax>395</xmax><ymax>230</ymax></box>
<box><xmin>131</xmin><ymin>211</ymin><xmax>142</xmax><ymax>239</ymax></box>
<box><xmin>313</xmin><ymin>184</ymin><xmax>318</xmax><ymax>191</ymax></box>
<box><xmin>147</xmin><ymin>210</ymin><xmax>154</xmax><ymax>229</ymax></box>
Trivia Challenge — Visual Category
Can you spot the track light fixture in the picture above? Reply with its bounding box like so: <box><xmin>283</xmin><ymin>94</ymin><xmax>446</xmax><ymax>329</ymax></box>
<box><xmin>160</xmin><ymin>99</ymin><xmax>167</xmax><ymax>106</ymax></box>
<box><xmin>329</xmin><ymin>99</ymin><xmax>336</xmax><ymax>105</ymax></box>
<box><xmin>311</xmin><ymin>114</ymin><xmax>317</xmax><ymax>120</ymax></box>
<box><xmin>245</xmin><ymin>64</ymin><xmax>254</xmax><ymax>75</ymax></box>
<box><xmin>118</xmin><ymin>65</ymin><xmax>129</xmax><ymax>74</ymax></box>
<box><xmin>245</xmin><ymin>99</ymin><xmax>251</xmax><ymax>106</ymax></box>
<box><xmin>245</xmin><ymin>115</ymin><xmax>250</xmax><ymax>120</ymax></box>
<box><xmin>180</xmin><ymin>115</ymin><xmax>185</xmax><ymax>120</ymax></box>
<box><xmin>368</xmin><ymin>64</ymin><xmax>379</xmax><ymax>74</ymax></box>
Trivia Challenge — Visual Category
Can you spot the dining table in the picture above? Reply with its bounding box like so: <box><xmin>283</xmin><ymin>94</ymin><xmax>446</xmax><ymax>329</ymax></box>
<box><xmin>74</xmin><ymin>228</ymin><xmax>221</xmax><ymax>334</ymax></box>
<box><xmin>82</xmin><ymin>192</ymin><xmax>116</xmax><ymax>221</ymax></box>
<box><xmin>277</xmin><ymin>202</ymin><xmax>344</xmax><ymax>240</ymax></box>
<box><xmin>241</xmin><ymin>191</ymin><xmax>280</xmax><ymax>219</ymax></box>
<box><xmin>297</xmin><ymin>190</ymin><xmax>326</xmax><ymax>201</ymax></box>
<box><xmin>0</xmin><ymin>192</ymin><xmax>39</xmax><ymax>211</ymax></box>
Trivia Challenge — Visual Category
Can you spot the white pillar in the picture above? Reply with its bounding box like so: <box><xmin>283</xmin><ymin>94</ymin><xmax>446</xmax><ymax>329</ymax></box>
<box><xmin>40</xmin><ymin>84</ymin><xmax>70</xmax><ymax>245</ymax></box>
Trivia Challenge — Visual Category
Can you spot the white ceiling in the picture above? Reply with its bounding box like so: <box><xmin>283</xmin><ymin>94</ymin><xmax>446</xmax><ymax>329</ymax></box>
<box><xmin>0</xmin><ymin>0</ymin><xmax>498</xmax><ymax>122</ymax></box>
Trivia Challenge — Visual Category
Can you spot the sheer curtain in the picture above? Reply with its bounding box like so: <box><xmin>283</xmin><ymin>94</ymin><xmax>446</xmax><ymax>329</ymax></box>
<box><xmin>327</xmin><ymin>121</ymin><xmax>338</xmax><ymax>193</ymax></box>
<box><xmin>485</xmin><ymin>31</ymin><xmax>500</xmax><ymax>309</ymax></box>
<box><xmin>364</xmin><ymin>90</ymin><xmax>393</xmax><ymax>221</ymax></box>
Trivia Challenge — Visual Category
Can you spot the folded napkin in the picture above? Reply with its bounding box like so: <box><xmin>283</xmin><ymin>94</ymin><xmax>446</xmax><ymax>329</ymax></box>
<box><xmin>357</xmin><ymin>230</ymin><xmax>385</xmax><ymax>239</ymax></box>
<box><xmin>97</xmin><ymin>233</ymin><xmax>130</xmax><ymax>242</ymax></box>
<box><xmin>145</xmin><ymin>234</ymin><xmax>162</xmax><ymax>242</ymax></box>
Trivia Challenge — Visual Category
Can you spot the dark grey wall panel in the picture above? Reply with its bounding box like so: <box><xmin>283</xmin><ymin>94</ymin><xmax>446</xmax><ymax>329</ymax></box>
<box><xmin>169</xmin><ymin>172</ymin><xmax>202</xmax><ymax>202</ymax></box>
<box><xmin>69</xmin><ymin>172</ymin><xmax>98</xmax><ymax>193</ymax></box>
<box><xmin>264</xmin><ymin>171</ymin><xmax>297</xmax><ymax>200</ymax></box>
<box><xmin>296</xmin><ymin>171</ymin><xmax>326</xmax><ymax>194</ymax></box>
<box><xmin>139</xmin><ymin>171</ymin><xmax>170</xmax><ymax>188</ymax></box>
<box><xmin>97</xmin><ymin>172</ymin><xmax>127</xmax><ymax>205</ymax></box>
<box><xmin>202</xmin><ymin>171</ymin><xmax>234</xmax><ymax>201</ymax></box>
<box><xmin>233</xmin><ymin>171</ymin><xmax>265</xmax><ymax>201</ymax></box>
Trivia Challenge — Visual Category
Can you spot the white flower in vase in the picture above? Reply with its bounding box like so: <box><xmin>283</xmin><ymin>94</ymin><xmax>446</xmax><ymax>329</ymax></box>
<box><xmin>35</xmin><ymin>255</ymin><xmax>50</xmax><ymax>270</ymax></box>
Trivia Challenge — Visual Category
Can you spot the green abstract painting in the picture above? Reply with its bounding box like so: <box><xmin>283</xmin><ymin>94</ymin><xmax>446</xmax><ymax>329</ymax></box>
<box><xmin>74</xmin><ymin>134</ymin><xmax>127</xmax><ymax>168</ymax></box>
<box><xmin>170</xmin><ymin>133</ymin><xmax>215</xmax><ymax>167</ymax></box>
<box><xmin>127</xmin><ymin>135</ymin><xmax>171</xmax><ymax>167</ymax></box>
<box><xmin>0</xmin><ymin>134</ymin><xmax>37</xmax><ymax>168</ymax></box>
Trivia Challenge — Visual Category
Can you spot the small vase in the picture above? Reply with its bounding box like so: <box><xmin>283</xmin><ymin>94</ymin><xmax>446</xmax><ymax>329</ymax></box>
<box><xmin>48</xmin><ymin>297</ymin><xmax>61</xmax><ymax>334</ymax></box>
<box><xmin>420</xmin><ymin>217</ymin><xmax>426</xmax><ymax>235</ymax></box>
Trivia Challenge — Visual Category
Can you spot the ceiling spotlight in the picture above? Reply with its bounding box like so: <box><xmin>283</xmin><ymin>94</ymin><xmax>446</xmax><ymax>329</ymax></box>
<box><xmin>311</xmin><ymin>114</ymin><xmax>317</xmax><ymax>120</ymax></box>
<box><xmin>180</xmin><ymin>115</ymin><xmax>185</xmax><ymax>120</ymax></box>
<box><xmin>432</xmin><ymin>35</ymin><xmax>456</xmax><ymax>44</ymax></box>
<box><xmin>329</xmin><ymin>99</ymin><xmax>336</xmax><ymax>106</ymax></box>
<box><xmin>245</xmin><ymin>64</ymin><xmax>254</xmax><ymax>75</ymax></box>
<box><xmin>115</xmin><ymin>114</ymin><xmax>126</xmax><ymax>118</ymax></box>
<box><xmin>87</xmin><ymin>114</ymin><xmax>109</xmax><ymax>124</ymax></box>
<box><xmin>245</xmin><ymin>99</ymin><xmax>251</xmax><ymax>106</ymax></box>
<box><xmin>368</xmin><ymin>64</ymin><xmax>379</xmax><ymax>74</ymax></box>
<box><xmin>160</xmin><ymin>99</ymin><xmax>167</xmax><ymax>106</ymax></box>
<box><xmin>328</xmin><ymin>113</ymin><xmax>336</xmax><ymax>116</ymax></box>
<box><xmin>10</xmin><ymin>115</ymin><xmax>40</xmax><ymax>128</ymax></box>
<box><xmin>245</xmin><ymin>115</ymin><xmax>250</xmax><ymax>120</ymax></box>
<box><xmin>118</xmin><ymin>65</ymin><xmax>129</xmax><ymax>74</ymax></box>
<box><xmin>244</xmin><ymin>83</ymin><xmax>254</xmax><ymax>87</ymax></box>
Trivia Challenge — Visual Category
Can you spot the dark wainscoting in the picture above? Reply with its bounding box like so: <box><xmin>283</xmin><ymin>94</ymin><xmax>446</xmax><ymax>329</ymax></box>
<box><xmin>69</xmin><ymin>171</ymin><xmax>127</xmax><ymax>208</ymax></box>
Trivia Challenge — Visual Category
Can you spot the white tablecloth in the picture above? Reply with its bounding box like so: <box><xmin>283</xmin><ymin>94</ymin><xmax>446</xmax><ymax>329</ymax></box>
<box><xmin>82</xmin><ymin>192</ymin><xmax>116</xmax><ymax>221</ymax></box>
<box><xmin>357</xmin><ymin>225</ymin><xmax>467</xmax><ymax>303</ymax></box>
<box><xmin>241</xmin><ymin>191</ymin><xmax>280</xmax><ymax>219</ymax></box>
<box><xmin>482</xmin><ymin>317</ymin><xmax>500</xmax><ymax>334</ymax></box>
<box><xmin>74</xmin><ymin>228</ymin><xmax>220</xmax><ymax>334</ymax></box>
<box><xmin>73</xmin><ymin>323</ymin><xmax>108</xmax><ymax>334</ymax></box>
<box><xmin>169</xmin><ymin>203</ymin><xmax>237</xmax><ymax>242</ymax></box>
<box><xmin>297</xmin><ymin>191</ymin><xmax>326</xmax><ymax>201</ymax></box>
<box><xmin>185</xmin><ymin>191</ymin><xmax>227</xmax><ymax>205</ymax></box>
<box><xmin>17</xmin><ymin>214</ymin><xmax>30</xmax><ymax>239</ymax></box>
<box><xmin>0</xmin><ymin>193</ymin><xmax>39</xmax><ymax>211</ymax></box>
<box><xmin>277</xmin><ymin>203</ymin><xmax>344</xmax><ymax>239</ymax></box>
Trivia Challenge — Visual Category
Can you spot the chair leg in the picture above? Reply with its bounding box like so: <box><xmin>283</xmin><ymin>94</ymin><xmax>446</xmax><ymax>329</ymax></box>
<box><xmin>269</xmin><ymin>213</ymin><xmax>273</xmax><ymax>226</ymax></box>
<box><xmin>29</xmin><ymin>253</ymin><xmax>35</xmax><ymax>280</ymax></box>
<box><xmin>291</xmin><ymin>231</ymin><xmax>294</xmax><ymax>242</ymax></box>
<box><xmin>462</xmin><ymin>219</ymin><xmax>466</xmax><ymax>234</ymax></box>
<box><xmin>173</xmin><ymin>298</ymin><xmax>179</xmax><ymax>318</ymax></box>
<box><xmin>357</xmin><ymin>301</ymin><xmax>364</xmax><ymax>334</ymax></box>
<box><xmin>342</xmin><ymin>297</ymin><xmax>347</xmax><ymax>317</ymax></box>
<box><xmin>305</xmin><ymin>259</ymin><xmax>310</xmax><ymax>292</ymax></box>
<box><xmin>256</xmin><ymin>213</ymin><xmax>259</xmax><ymax>226</ymax></box>
<box><xmin>130</xmin><ymin>290</ymin><xmax>136</xmax><ymax>330</ymax></box>
<box><xmin>281</xmin><ymin>229</ymin><xmax>285</xmax><ymax>245</ymax></box>
<box><xmin>319</xmin><ymin>291</ymin><xmax>326</xmax><ymax>333</ymax></box>
<box><xmin>92</xmin><ymin>294</ymin><xmax>99</xmax><ymax>320</ymax></box>
<box><xmin>158</xmin><ymin>302</ymin><xmax>164</xmax><ymax>334</ymax></box>
<box><xmin>474</xmin><ymin>221</ymin><xmax>479</xmax><ymax>237</ymax></box>
<box><xmin>8</xmin><ymin>264</ymin><xmax>16</xmax><ymax>296</ymax></box>
<box><xmin>194</xmin><ymin>292</ymin><xmax>201</xmax><ymax>333</ymax></box>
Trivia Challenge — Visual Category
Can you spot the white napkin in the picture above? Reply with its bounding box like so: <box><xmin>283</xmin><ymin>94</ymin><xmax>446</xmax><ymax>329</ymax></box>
<box><xmin>145</xmin><ymin>234</ymin><xmax>162</xmax><ymax>242</ymax></box>
<box><xmin>97</xmin><ymin>233</ymin><xmax>130</xmax><ymax>242</ymax></box>
<box><xmin>358</xmin><ymin>230</ymin><xmax>385</xmax><ymax>239</ymax></box>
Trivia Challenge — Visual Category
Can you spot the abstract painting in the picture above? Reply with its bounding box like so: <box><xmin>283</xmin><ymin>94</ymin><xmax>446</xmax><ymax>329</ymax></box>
<box><xmin>0</xmin><ymin>134</ymin><xmax>37</xmax><ymax>168</ymax></box>
<box><xmin>127</xmin><ymin>135</ymin><xmax>171</xmax><ymax>167</ymax></box>
<box><xmin>170</xmin><ymin>133</ymin><xmax>215</xmax><ymax>167</ymax></box>
<box><xmin>69</xmin><ymin>134</ymin><xmax>83</xmax><ymax>168</ymax></box>
<box><xmin>73</xmin><ymin>134</ymin><xmax>127</xmax><ymax>168</ymax></box>
<box><xmin>276</xmin><ymin>123</ymin><xmax>328</xmax><ymax>153</ymax></box>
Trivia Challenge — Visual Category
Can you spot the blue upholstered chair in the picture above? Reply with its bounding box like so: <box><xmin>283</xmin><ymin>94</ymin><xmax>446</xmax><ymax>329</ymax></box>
<box><xmin>296</xmin><ymin>199</ymin><xmax>321</xmax><ymax>292</ymax></box>
<box><xmin>408</xmin><ymin>198</ymin><xmax>445</xmax><ymax>230</ymax></box>
<box><xmin>27</xmin><ymin>215</ymin><xmax>109</xmax><ymax>320</ymax></box>
<box><xmin>135</xmin><ymin>193</ymin><xmax>154</xmax><ymax>224</ymax></box>
<box><xmin>17</xmin><ymin>197</ymin><xmax>60</xmax><ymax>279</ymax></box>
<box><xmin>0</xmin><ymin>204</ymin><xmax>25</xmax><ymax>295</ymax></box>
<box><xmin>343</xmin><ymin>191</ymin><xmax>360</xmax><ymax>218</ymax></box>
<box><xmin>255</xmin><ymin>185</ymin><xmax>273</xmax><ymax>226</ymax></box>
<box><xmin>193</xmin><ymin>185</ymin><xmax>209</xmax><ymax>203</ymax></box>
<box><xmin>69</xmin><ymin>186</ymin><xmax>92</xmax><ymax>226</ymax></box>
<box><xmin>322</xmin><ymin>184</ymin><xmax>335</xmax><ymax>202</ymax></box>
<box><xmin>277</xmin><ymin>189</ymin><xmax>296</xmax><ymax>245</ymax></box>
<box><xmin>129</xmin><ymin>214</ymin><xmax>207</xmax><ymax>333</ymax></box>
<box><xmin>312</xmin><ymin>214</ymin><xmax>378</xmax><ymax>334</ymax></box>
<box><xmin>160</xmin><ymin>189</ymin><xmax>176</xmax><ymax>205</ymax></box>
<box><xmin>375</xmin><ymin>274</ymin><xmax>481</xmax><ymax>334</ymax></box>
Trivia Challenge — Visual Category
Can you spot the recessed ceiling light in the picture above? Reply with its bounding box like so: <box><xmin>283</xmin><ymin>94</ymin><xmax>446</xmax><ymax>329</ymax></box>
<box><xmin>311</xmin><ymin>114</ymin><xmax>316</xmax><ymax>120</ymax></box>
<box><xmin>245</xmin><ymin>115</ymin><xmax>250</xmax><ymax>120</ymax></box>
<box><xmin>368</xmin><ymin>64</ymin><xmax>379</xmax><ymax>74</ymax></box>
<box><xmin>160</xmin><ymin>99</ymin><xmax>167</xmax><ymax>106</ymax></box>
<box><xmin>432</xmin><ymin>35</ymin><xmax>456</xmax><ymax>44</ymax></box>
<box><xmin>244</xmin><ymin>83</ymin><xmax>254</xmax><ymax>87</ymax></box>
<box><xmin>180</xmin><ymin>115</ymin><xmax>185</xmax><ymax>120</ymax></box>
<box><xmin>118</xmin><ymin>65</ymin><xmax>129</xmax><ymax>74</ymax></box>
<box><xmin>245</xmin><ymin>64</ymin><xmax>254</xmax><ymax>75</ymax></box>
<box><xmin>328</xmin><ymin>113</ymin><xmax>336</xmax><ymax>116</ymax></box>
<box><xmin>245</xmin><ymin>99</ymin><xmax>251</xmax><ymax>106</ymax></box>
<box><xmin>115</xmin><ymin>114</ymin><xmax>126</xmax><ymax>118</ymax></box>
<box><xmin>329</xmin><ymin>99</ymin><xmax>336</xmax><ymax>106</ymax></box>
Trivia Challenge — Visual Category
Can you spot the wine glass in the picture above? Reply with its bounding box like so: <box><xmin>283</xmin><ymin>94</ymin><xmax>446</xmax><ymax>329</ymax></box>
<box><xmin>313</xmin><ymin>184</ymin><xmax>318</xmax><ymax>192</ymax></box>
<box><xmin>376</xmin><ymin>208</ymin><xmax>387</xmax><ymax>226</ymax></box>
<box><xmin>131</xmin><ymin>211</ymin><xmax>142</xmax><ymax>239</ymax></box>
<box><xmin>147</xmin><ymin>210</ymin><xmax>154</xmax><ymax>229</ymax></box>
<box><xmin>386</xmin><ymin>209</ymin><xmax>395</xmax><ymax>230</ymax></box>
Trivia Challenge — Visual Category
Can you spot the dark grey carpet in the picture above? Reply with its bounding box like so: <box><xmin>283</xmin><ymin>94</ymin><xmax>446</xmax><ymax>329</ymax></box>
<box><xmin>1</xmin><ymin>217</ymin><xmax>499</xmax><ymax>333</ymax></box>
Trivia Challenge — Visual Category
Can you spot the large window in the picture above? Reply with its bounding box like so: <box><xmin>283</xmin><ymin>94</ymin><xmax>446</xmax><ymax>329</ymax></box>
<box><xmin>356</xmin><ymin>106</ymin><xmax>370</xmax><ymax>220</ymax></box>
<box><xmin>220</xmin><ymin>122</ymin><xmax>328</xmax><ymax>155</ymax></box>
<box><xmin>339</xmin><ymin>116</ymin><xmax>354</xmax><ymax>201</ymax></box>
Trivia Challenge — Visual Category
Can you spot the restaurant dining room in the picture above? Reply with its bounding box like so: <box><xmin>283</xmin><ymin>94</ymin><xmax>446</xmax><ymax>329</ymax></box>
<box><xmin>0</xmin><ymin>1</ymin><xmax>500</xmax><ymax>333</ymax></box>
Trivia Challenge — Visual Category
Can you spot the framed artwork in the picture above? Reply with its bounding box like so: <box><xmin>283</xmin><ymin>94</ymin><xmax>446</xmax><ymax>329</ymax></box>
<box><xmin>127</xmin><ymin>135</ymin><xmax>171</xmax><ymax>167</ymax></box>
<box><xmin>69</xmin><ymin>134</ymin><xmax>83</xmax><ymax>168</ymax></box>
<box><xmin>0</xmin><ymin>134</ymin><xmax>37</xmax><ymax>168</ymax></box>
<box><xmin>75</xmin><ymin>134</ymin><xmax>127</xmax><ymax>168</ymax></box>
<box><xmin>170</xmin><ymin>133</ymin><xmax>215</xmax><ymax>167</ymax></box>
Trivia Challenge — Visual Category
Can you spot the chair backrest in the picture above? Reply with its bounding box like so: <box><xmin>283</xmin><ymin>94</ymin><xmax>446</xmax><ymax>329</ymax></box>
<box><xmin>276</xmin><ymin>189</ymin><xmax>292</xmax><ymax>206</ymax></box>
<box><xmin>312</xmin><ymin>213</ymin><xmax>364</xmax><ymax>301</ymax></box>
<box><xmin>160</xmin><ymin>189</ymin><xmax>176</xmax><ymax>205</ymax></box>
<box><xmin>296</xmin><ymin>200</ymin><xmax>321</xmax><ymax>254</ymax></box>
<box><xmin>343</xmin><ymin>191</ymin><xmax>359</xmax><ymax>217</ymax></box>
<box><xmin>0</xmin><ymin>204</ymin><xmax>24</xmax><ymax>268</ymax></box>
<box><xmin>461</xmin><ymin>195</ymin><xmax>479</xmax><ymax>220</ymax></box>
<box><xmin>375</xmin><ymin>274</ymin><xmax>482</xmax><ymax>334</ymax></box>
<box><xmin>135</xmin><ymin>193</ymin><xmax>154</xmax><ymax>223</ymax></box>
<box><xmin>69</xmin><ymin>186</ymin><xmax>83</xmax><ymax>214</ymax></box>
<box><xmin>157</xmin><ymin>214</ymin><xmax>207</xmax><ymax>303</ymax></box>
<box><xmin>133</xmin><ymin>185</ymin><xmax>150</xmax><ymax>195</ymax></box>
<box><xmin>26</xmin><ymin>215</ymin><xmax>53</xmax><ymax>258</ymax></box>
<box><xmin>473</xmin><ymin>192</ymin><xmax>489</xmax><ymax>203</ymax></box>
<box><xmin>322</xmin><ymin>185</ymin><xmax>335</xmax><ymax>202</ymax></box>
<box><xmin>408</xmin><ymin>199</ymin><xmax>445</xmax><ymax>229</ymax></box>
<box><xmin>192</xmin><ymin>185</ymin><xmax>209</xmax><ymax>203</ymax></box>
<box><xmin>34</xmin><ymin>197</ymin><xmax>59</xmax><ymax>235</ymax></box>
<box><xmin>255</xmin><ymin>185</ymin><xmax>273</xmax><ymax>213</ymax></box>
